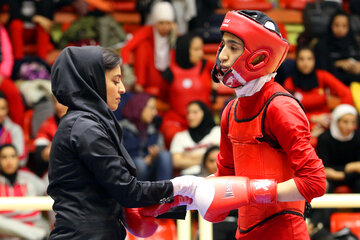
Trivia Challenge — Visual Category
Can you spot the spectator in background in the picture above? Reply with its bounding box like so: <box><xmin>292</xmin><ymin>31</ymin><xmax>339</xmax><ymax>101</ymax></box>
<box><xmin>170</xmin><ymin>100</ymin><xmax>220</xmax><ymax>175</ymax></box>
<box><xmin>34</xmin><ymin>96</ymin><xmax>68</xmax><ymax>178</ymax></box>
<box><xmin>0</xmin><ymin>144</ymin><xmax>49</xmax><ymax>240</ymax></box>
<box><xmin>188</xmin><ymin>0</ymin><xmax>219</xmax><ymax>32</ymax></box>
<box><xmin>316</xmin><ymin>104</ymin><xmax>360</xmax><ymax>193</ymax></box>
<box><xmin>283</xmin><ymin>46</ymin><xmax>353</xmax><ymax>140</ymax></box>
<box><xmin>13</xmin><ymin>57</ymin><xmax>54</xmax><ymax>138</ymax></box>
<box><xmin>160</xmin><ymin>32</ymin><xmax>215</xmax><ymax>147</ymax></box>
<box><xmin>120</xmin><ymin>92</ymin><xmax>172</xmax><ymax>181</ymax></box>
<box><xmin>0</xmin><ymin>24</ymin><xmax>25</xmax><ymax>127</ymax></box>
<box><xmin>0</xmin><ymin>92</ymin><xmax>27</xmax><ymax>166</ymax></box>
<box><xmin>7</xmin><ymin>0</ymin><xmax>54</xmax><ymax>60</ymax></box>
<box><xmin>198</xmin><ymin>145</ymin><xmax>219</xmax><ymax>177</ymax></box>
<box><xmin>121</xmin><ymin>1</ymin><xmax>176</xmax><ymax>103</ymax></box>
<box><xmin>314</xmin><ymin>10</ymin><xmax>360</xmax><ymax>86</ymax></box>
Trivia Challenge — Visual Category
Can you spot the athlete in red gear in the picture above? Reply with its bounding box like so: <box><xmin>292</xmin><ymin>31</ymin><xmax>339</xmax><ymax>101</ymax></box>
<box><xmin>141</xmin><ymin>10</ymin><xmax>326</xmax><ymax>240</ymax></box>
<box><xmin>210</xmin><ymin>10</ymin><xmax>326</xmax><ymax>240</ymax></box>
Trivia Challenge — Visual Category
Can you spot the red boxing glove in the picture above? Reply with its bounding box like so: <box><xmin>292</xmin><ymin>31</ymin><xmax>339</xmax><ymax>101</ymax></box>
<box><xmin>140</xmin><ymin>195</ymin><xmax>193</xmax><ymax>217</ymax></box>
<box><xmin>195</xmin><ymin>176</ymin><xmax>277</xmax><ymax>222</ymax></box>
<box><xmin>123</xmin><ymin>208</ymin><xmax>158</xmax><ymax>238</ymax></box>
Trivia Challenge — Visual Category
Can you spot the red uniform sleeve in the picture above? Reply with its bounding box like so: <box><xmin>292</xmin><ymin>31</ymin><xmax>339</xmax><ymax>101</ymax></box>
<box><xmin>120</xmin><ymin>26</ymin><xmax>153</xmax><ymax>65</ymax></box>
<box><xmin>0</xmin><ymin>78</ymin><xmax>25</xmax><ymax>127</ymax></box>
<box><xmin>265</xmin><ymin>96</ymin><xmax>326</xmax><ymax>203</ymax></box>
<box><xmin>215</xmin><ymin>99</ymin><xmax>236</xmax><ymax>177</ymax></box>
<box><xmin>133</xmin><ymin>42</ymin><xmax>150</xmax><ymax>86</ymax></box>
<box><xmin>284</xmin><ymin>75</ymin><xmax>330</xmax><ymax>112</ymax></box>
<box><xmin>318</xmin><ymin>70</ymin><xmax>353</xmax><ymax>105</ymax></box>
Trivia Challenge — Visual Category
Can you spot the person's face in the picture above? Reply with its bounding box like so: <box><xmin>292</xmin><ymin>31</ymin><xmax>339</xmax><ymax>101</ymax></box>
<box><xmin>205</xmin><ymin>149</ymin><xmax>219</xmax><ymax>174</ymax></box>
<box><xmin>189</xmin><ymin>37</ymin><xmax>204</xmax><ymax>65</ymax></box>
<box><xmin>337</xmin><ymin>113</ymin><xmax>357</xmax><ymax>137</ymax></box>
<box><xmin>141</xmin><ymin>97</ymin><xmax>158</xmax><ymax>124</ymax></box>
<box><xmin>296</xmin><ymin>49</ymin><xmax>315</xmax><ymax>75</ymax></box>
<box><xmin>0</xmin><ymin>146</ymin><xmax>18</xmax><ymax>175</ymax></box>
<box><xmin>0</xmin><ymin>98</ymin><xmax>8</xmax><ymax>124</ymax></box>
<box><xmin>105</xmin><ymin>65</ymin><xmax>125</xmax><ymax>111</ymax></box>
<box><xmin>54</xmin><ymin>98</ymin><xmax>68</xmax><ymax>118</ymax></box>
<box><xmin>332</xmin><ymin>15</ymin><xmax>349</xmax><ymax>38</ymax></box>
<box><xmin>187</xmin><ymin>103</ymin><xmax>204</xmax><ymax>128</ymax></box>
<box><xmin>218</xmin><ymin>32</ymin><xmax>245</xmax><ymax>73</ymax></box>
<box><xmin>155</xmin><ymin>21</ymin><xmax>173</xmax><ymax>37</ymax></box>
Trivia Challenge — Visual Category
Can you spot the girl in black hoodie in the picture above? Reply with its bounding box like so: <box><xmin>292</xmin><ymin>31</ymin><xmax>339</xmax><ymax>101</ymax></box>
<box><xmin>48</xmin><ymin>46</ymin><xmax>202</xmax><ymax>240</ymax></box>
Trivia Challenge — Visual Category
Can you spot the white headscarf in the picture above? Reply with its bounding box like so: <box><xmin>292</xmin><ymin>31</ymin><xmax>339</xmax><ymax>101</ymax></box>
<box><xmin>235</xmin><ymin>73</ymin><xmax>276</xmax><ymax>98</ymax></box>
<box><xmin>149</xmin><ymin>1</ymin><xmax>175</xmax><ymax>24</ymax></box>
<box><xmin>150</xmin><ymin>1</ymin><xmax>175</xmax><ymax>71</ymax></box>
<box><xmin>330</xmin><ymin>104</ymin><xmax>358</xmax><ymax>142</ymax></box>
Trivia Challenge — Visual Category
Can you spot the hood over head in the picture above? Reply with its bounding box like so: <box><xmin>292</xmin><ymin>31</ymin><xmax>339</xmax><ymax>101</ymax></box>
<box><xmin>51</xmin><ymin>46</ymin><xmax>137</xmax><ymax>176</ymax></box>
<box><xmin>51</xmin><ymin>46</ymin><xmax>107</xmax><ymax>111</ymax></box>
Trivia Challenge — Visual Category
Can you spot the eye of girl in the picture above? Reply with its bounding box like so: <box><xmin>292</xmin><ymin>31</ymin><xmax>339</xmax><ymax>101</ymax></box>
<box><xmin>113</xmin><ymin>76</ymin><xmax>121</xmax><ymax>85</ymax></box>
<box><xmin>230</xmin><ymin>45</ymin><xmax>238</xmax><ymax>51</ymax></box>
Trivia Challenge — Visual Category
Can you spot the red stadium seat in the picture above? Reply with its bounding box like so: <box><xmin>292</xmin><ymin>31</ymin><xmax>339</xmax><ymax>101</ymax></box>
<box><xmin>330</xmin><ymin>212</ymin><xmax>360</xmax><ymax>238</ymax></box>
<box><xmin>279</xmin><ymin>0</ymin><xmax>314</xmax><ymax>10</ymax></box>
<box><xmin>222</xmin><ymin>0</ymin><xmax>273</xmax><ymax>11</ymax></box>
<box><xmin>127</xmin><ymin>219</ymin><xmax>177</xmax><ymax>240</ymax></box>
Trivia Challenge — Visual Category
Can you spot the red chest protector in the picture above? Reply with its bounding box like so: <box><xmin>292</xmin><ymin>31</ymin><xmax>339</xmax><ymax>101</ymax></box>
<box><xmin>169</xmin><ymin>62</ymin><xmax>211</xmax><ymax>118</ymax></box>
<box><xmin>227</xmin><ymin>92</ymin><xmax>305</xmax><ymax>233</ymax></box>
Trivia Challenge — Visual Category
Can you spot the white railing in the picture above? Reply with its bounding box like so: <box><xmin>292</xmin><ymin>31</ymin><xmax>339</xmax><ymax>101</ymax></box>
<box><xmin>1</xmin><ymin>194</ymin><xmax>360</xmax><ymax>240</ymax></box>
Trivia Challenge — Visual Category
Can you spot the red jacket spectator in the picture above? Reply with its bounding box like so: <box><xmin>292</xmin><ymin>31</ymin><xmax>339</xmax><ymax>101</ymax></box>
<box><xmin>121</xmin><ymin>25</ymin><xmax>173</xmax><ymax>100</ymax></box>
<box><xmin>284</xmin><ymin>70</ymin><xmax>353</xmax><ymax>117</ymax></box>
<box><xmin>284</xmin><ymin>46</ymin><xmax>353</xmax><ymax>141</ymax></box>
<box><xmin>121</xmin><ymin>2</ymin><xmax>176</xmax><ymax>101</ymax></box>
<box><xmin>0</xmin><ymin>25</ymin><xmax>25</xmax><ymax>127</ymax></box>
<box><xmin>160</xmin><ymin>33</ymin><xmax>214</xmax><ymax>147</ymax></box>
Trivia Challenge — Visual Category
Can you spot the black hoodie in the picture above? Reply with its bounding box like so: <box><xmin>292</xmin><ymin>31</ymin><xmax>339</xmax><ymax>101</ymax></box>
<box><xmin>47</xmin><ymin>46</ymin><xmax>173</xmax><ymax>240</ymax></box>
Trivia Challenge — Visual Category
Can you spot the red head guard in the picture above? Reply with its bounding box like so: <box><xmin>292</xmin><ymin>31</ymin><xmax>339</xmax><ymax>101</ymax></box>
<box><xmin>211</xmin><ymin>10</ymin><xmax>289</xmax><ymax>88</ymax></box>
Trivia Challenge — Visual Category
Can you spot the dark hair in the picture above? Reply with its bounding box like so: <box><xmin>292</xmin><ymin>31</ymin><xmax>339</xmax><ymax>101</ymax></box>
<box><xmin>101</xmin><ymin>48</ymin><xmax>121</xmax><ymax>70</ymax></box>
<box><xmin>175</xmin><ymin>32</ymin><xmax>202</xmax><ymax>69</ymax></box>
<box><xmin>202</xmin><ymin>145</ymin><xmax>219</xmax><ymax>166</ymax></box>
<box><xmin>0</xmin><ymin>144</ymin><xmax>18</xmax><ymax>155</ymax></box>
<box><xmin>296</xmin><ymin>45</ymin><xmax>314</xmax><ymax>59</ymax></box>
<box><xmin>200</xmin><ymin>145</ymin><xmax>219</xmax><ymax>176</ymax></box>
<box><xmin>329</xmin><ymin>9</ymin><xmax>351</xmax><ymax>34</ymax></box>
<box><xmin>0</xmin><ymin>91</ymin><xmax>6</xmax><ymax>101</ymax></box>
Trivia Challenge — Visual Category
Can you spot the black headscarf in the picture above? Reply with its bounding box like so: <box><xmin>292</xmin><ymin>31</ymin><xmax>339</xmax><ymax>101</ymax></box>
<box><xmin>292</xmin><ymin>46</ymin><xmax>319</xmax><ymax>91</ymax></box>
<box><xmin>0</xmin><ymin>144</ymin><xmax>19</xmax><ymax>186</ymax></box>
<box><xmin>175</xmin><ymin>32</ymin><xmax>200</xmax><ymax>69</ymax></box>
<box><xmin>326</xmin><ymin>10</ymin><xmax>360</xmax><ymax>60</ymax></box>
<box><xmin>188</xmin><ymin>100</ymin><xmax>216</xmax><ymax>143</ymax></box>
<box><xmin>0</xmin><ymin>169</ymin><xmax>17</xmax><ymax>186</ymax></box>
<box><xmin>51</xmin><ymin>46</ymin><xmax>136</xmax><ymax>175</ymax></box>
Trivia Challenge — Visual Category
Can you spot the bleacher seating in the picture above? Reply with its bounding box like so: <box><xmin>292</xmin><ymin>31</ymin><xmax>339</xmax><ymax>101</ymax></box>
<box><xmin>279</xmin><ymin>0</ymin><xmax>314</xmax><ymax>10</ymax></box>
<box><xmin>222</xmin><ymin>0</ymin><xmax>273</xmax><ymax>11</ymax></box>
